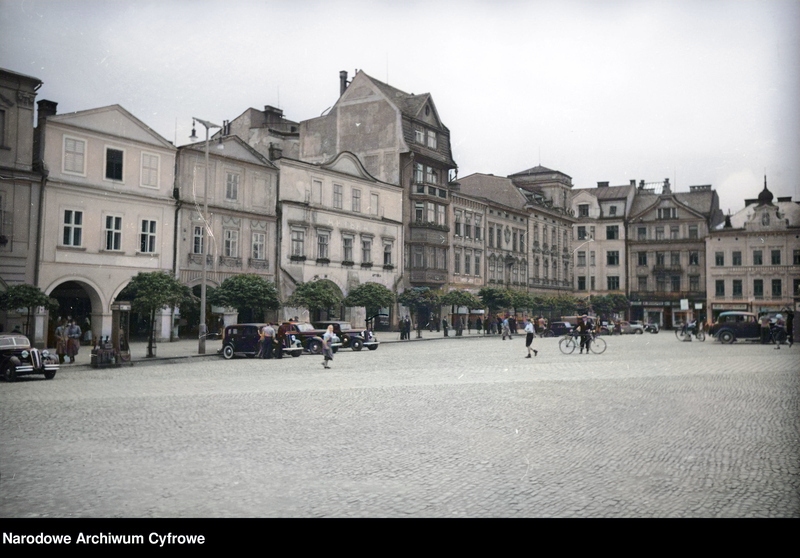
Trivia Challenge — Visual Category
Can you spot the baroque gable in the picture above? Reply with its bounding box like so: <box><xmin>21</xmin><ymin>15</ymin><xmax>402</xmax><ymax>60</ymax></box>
<box><xmin>49</xmin><ymin>105</ymin><xmax>173</xmax><ymax>149</ymax></box>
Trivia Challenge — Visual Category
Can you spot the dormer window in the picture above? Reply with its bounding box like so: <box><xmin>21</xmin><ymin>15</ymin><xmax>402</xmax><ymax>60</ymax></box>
<box><xmin>578</xmin><ymin>204</ymin><xmax>589</xmax><ymax>217</ymax></box>
<box><xmin>657</xmin><ymin>207</ymin><xmax>677</xmax><ymax>220</ymax></box>
<box><xmin>426</xmin><ymin>130</ymin><xmax>437</xmax><ymax>149</ymax></box>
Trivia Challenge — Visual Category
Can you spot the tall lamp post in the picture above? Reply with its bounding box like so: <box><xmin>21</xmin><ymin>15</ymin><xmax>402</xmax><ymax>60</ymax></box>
<box><xmin>190</xmin><ymin>117</ymin><xmax>222</xmax><ymax>354</ymax></box>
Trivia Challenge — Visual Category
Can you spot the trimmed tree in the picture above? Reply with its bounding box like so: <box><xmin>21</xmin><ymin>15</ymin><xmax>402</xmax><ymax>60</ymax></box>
<box><xmin>478</xmin><ymin>286</ymin><xmax>512</xmax><ymax>318</ymax></box>
<box><xmin>123</xmin><ymin>271</ymin><xmax>191</xmax><ymax>357</ymax></box>
<box><xmin>343</xmin><ymin>282</ymin><xmax>395</xmax><ymax>319</ymax></box>
<box><xmin>209</xmin><ymin>274</ymin><xmax>280</xmax><ymax>323</ymax></box>
<box><xmin>397</xmin><ymin>287</ymin><xmax>441</xmax><ymax>334</ymax></box>
<box><xmin>286</xmin><ymin>280</ymin><xmax>343</xmax><ymax>319</ymax></box>
<box><xmin>0</xmin><ymin>284</ymin><xmax>59</xmax><ymax>339</ymax></box>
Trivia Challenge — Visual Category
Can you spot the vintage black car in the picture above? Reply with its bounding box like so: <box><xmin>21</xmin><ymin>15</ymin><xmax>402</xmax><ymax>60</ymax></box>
<box><xmin>709</xmin><ymin>311</ymin><xmax>787</xmax><ymax>344</ymax></box>
<box><xmin>1</xmin><ymin>334</ymin><xmax>59</xmax><ymax>381</ymax></box>
<box><xmin>542</xmin><ymin>321</ymin><xmax>575</xmax><ymax>337</ymax></box>
<box><xmin>219</xmin><ymin>323</ymin><xmax>303</xmax><ymax>359</ymax></box>
<box><xmin>312</xmin><ymin>321</ymin><xmax>379</xmax><ymax>351</ymax></box>
<box><xmin>283</xmin><ymin>322</ymin><xmax>341</xmax><ymax>355</ymax></box>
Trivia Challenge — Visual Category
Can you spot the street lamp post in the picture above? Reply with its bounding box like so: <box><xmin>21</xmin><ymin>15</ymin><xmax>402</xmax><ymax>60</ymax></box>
<box><xmin>190</xmin><ymin>117</ymin><xmax>222</xmax><ymax>354</ymax></box>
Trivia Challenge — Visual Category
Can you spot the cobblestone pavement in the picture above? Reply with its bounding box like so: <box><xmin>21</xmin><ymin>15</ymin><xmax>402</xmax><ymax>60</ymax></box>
<box><xmin>1</xmin><ymin>332</ymin><xmax>798</xmax><ymax>518</ymax></box>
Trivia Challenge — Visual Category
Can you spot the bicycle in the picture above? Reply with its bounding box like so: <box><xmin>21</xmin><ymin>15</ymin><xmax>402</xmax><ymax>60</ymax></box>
<box><xmin>675</xmin><ymin>322</ymin><xmax>705</xmax><ymax>342</ymax></box>
<box><xmin>559</xmin><ymin>332</ymin><xmax>607</xmax><ymax>354</ymax></box>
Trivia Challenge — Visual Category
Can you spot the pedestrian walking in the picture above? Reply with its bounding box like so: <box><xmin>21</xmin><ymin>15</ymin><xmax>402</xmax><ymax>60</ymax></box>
<box><xmin>66</xmin><ymin>319</ymin><xmax>82</xmax><ymax>364</ymax></box>
<box><xmin>54</xmin><ymin>318</ymin><xmax>68</xmax><ymax>364</ymax></box>
<box><xmin>760</xmin><ymin>313</ymin><xmax>771</xmax><ymax>344</ymax></box>
<box><xmin>502</xmin><ymin>316</ymin><xmax>512</xmax><ymax>340</ymax></box>
<box><xmin>785</xmin><ymin>308</ymin><xmax>794</xmax><ymax>347</ymax></box>
<box><xmin>524</xmin><ymin>318</ymin><xmax>538</xmax><ymax>358</ymax></box>
<box><xmin>442</xmin><ymin>317</ymin><xmax>449</xmax><ymax>337</ymax></box>
<box><xmin>260</xmin><ymin>323</ymin><xmax>275</xmax><ymax>359</ymax></box>
<box><xmin>476</xmin><ymin>317</ymin><xmax>483</xmax><ymax>336</ymax></box>
<box><xmin>322</xmin><ymin>325</ymin><xmax>335</xmax><ymax>369</ymax></box>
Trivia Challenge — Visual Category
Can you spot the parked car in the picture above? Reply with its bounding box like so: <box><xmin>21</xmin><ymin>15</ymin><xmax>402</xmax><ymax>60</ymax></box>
<box><xmin>283</xmin><ymin>322</ymin><xmax>341</xmax><ymax>355</ymax></box>
<box><xmin>636</xmin><ymin>321</ymin><xmax>660</xmax><ymax>334</ymax></box>
<box><xmin>543</xmin><ymin>322</ymin><xmax>574</xmax><ymax>337</ymax></box>
<box><xmin>1</xmin><ymin>334</ymin><xmax>59</xmax><ymax>381</ymax></box>
<box><xmin>617</xmin><ymin>320</ymin><xmax>645</xmax><ymax>335</ymax></box>
<box><xmin>312</xmin><ymin>321</ymin><xmax>379</xmax><ymax>351</ymax></box>
<box><xmin>219</xmin><ymin>323</ymin><xmax>303</xmax><ymax>359</ymax></box>
<box><xmin>708</xmin><ymin>312</ymin><xmax>761</xmax><ymax>344</ymax></box>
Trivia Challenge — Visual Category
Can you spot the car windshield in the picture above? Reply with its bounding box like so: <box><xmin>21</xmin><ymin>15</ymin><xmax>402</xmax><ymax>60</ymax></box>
<box><xmin>294</xmin><ymin>323</ymin><xmax>316</xmax><ymax>332</ymax></box>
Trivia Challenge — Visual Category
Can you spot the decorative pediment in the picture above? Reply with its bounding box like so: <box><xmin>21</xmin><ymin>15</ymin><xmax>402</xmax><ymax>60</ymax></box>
<box><xmin>49</xmin><ymin>105</ymin><xmax>174</xmax><ymax>149</ymax></box>
<box><xmin>320</xmin><ymin>151</ymin><xmax>377</xmax><ymax>181</ymax></box>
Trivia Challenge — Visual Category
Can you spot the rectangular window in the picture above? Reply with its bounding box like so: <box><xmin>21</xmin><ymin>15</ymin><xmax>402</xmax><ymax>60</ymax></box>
<box><xmin>715</xmin><ymin>252</ymin><xmax>724</xmax><ymax>266</ymax></box>
<box><xmin>670</xmin><ymin>226</ymin><xmax>679</xmax><ymax>240</ymax></box>
<box><xmin>590</xmin><ymin>276</ymin><xmax>596</xmax><ymax>290</ymax></box>
<box><xmin>62</xmin><ymin>210</ymin><xmax>83</xmax><ymax>246</ymax></box>
<box><xmin>425</xmin><ymin>166</ymin><xmax>436</xmax><ymax>184</ymax></box>
<box><xmin>753</xmin><ymin>250</ymin><xmax>763</xmax><ymax>265</ymax></box>
<box><xmin>427</xmin><ymin>202</ymin><xmax>435</xmax><ymax>224</ymax></box>
<box><xmin>362</xmin><ymin>238</ymin><xmax>372</xmax><ymax>263</ymax></box>
<box><xmin>609</xmin><ymin>206</ymin><xmax>617</xmax><ymax>216</ymax></box>
<box><xmin>104</xmin><ymin>215</ymin><xmax>122</xmax><ymax>251</ymax></box>
<box><xmin>413</xmin><ymin>246</ymin><xmax>424</xmax><ymax>268</ymax></box>
<box><xmin>64</xmin><ymin>138</ymin><xmax>86</xmax><ymax>174</ymax></box>
<box><xmin>590</xmin><ymin>251</ymin><xmax>595</xmax><ymax>266</ymax></box>
<box><xmin>657</xmin><ymin>207</ymin><xmax>677</xmax><ymax>219</ymax></box>
<box><xmin>193</xmin><ymin>225</ymin><xmax>204</xmax><ymax>255</ymax></box>
<box><xmin>454</xmin><ymin>211</ymin><xmax>462</xmax><ymax>236</ymax></box>
<box><xmin>578</xmin><ymin>276</ymin><xmax>586</xmax><ymax>291</ymax></box>
<box><xmin>732</xmin><ymin>251</ymin><xmax>742</xmax><ymax>266</ymax></box>
<box><xmin>638</xmin><ymin>276</ymin><xmax>648</xmax><ymax>291</ymax></box>
<box><xmin>688</xmin><ymin>225</ymin><xmax>698</xmax><ymax>239</ymax></box>
<box><xmin>794</xmin><ymin>249</ymin><xmax>800</xmax><ymax>265</ymax></box>
<box><xmin>436</xmin><ymin>204</ymin><xmax>445</xmax><ymax>226</ymax></box>
<box><xmin>607</xmin><ymin>276</ymin><xmax>620</xmax><ymax>290</ymax></box>
<box><xmin>577</xmin><ymin>226</ymin><xmax>587</xmax><ymax>240</ymax></box>
<box><xmin>715</xmin><ymin>280</ymin><xmax>725</xmax><ymax>296</ymax></box>
<box><xmin>689</xmin><ymin>276</ymin><xmax>700</xmax><ymax>292</ymax></box>
<box><xmin>383</xmin><ymin>243</ymin><xmax>392</xmax><ymax>266</ymax></box>
<box><xmin>513</xmin><ymin>231</ymin><xmax>518</xmax><ymax>252</ymax></box>
<box><xmin>488</xmin><ymin>227</ymin><xmax>494</xmax><ymax>248</ymax></box>
<box><xmin>655</xmin><ymin>227</ymin><xmax>664</xmax><ymax>240</ymax></box>
<box><xmin>670</xmin><ymin>251</ymin><xmax>680</xmax><ymax>266</ymax></box>
<box><xmin>464</xmin><ymin>251</ymin><xmax>471</xmax><ymax>275</ymax></box>
<box><xmin>772</xmin><ymin>279</ymin><xmax>782</xmax><ymax>297</ymax></box>
<box><xmin>733</xmin><ymin>280</ymin><xmax>742</xmax><ymax>297</ymax></box>
<box><xmin>106</xmin><ymin>148</ymin><xmax>123</xmax><ymax>181</ymax></box>
<box><xmin>226</xmin><ymin>172</ymin><xmax>239</xmax><ymax>201</ymax></box>
<box><xmin>656</xmin><ymin>252</ymin><xmax>666</xmax><ymax>266</ymax></box>
<box><xmin>671</xmin><ymin>276</ymin><xmax>681</xmax><ymax>292</ymax></box>
<box><xmin>474</xmin><ymin>253</ymin><xmax>481</xmax><ymax>276</ymax></box>
<box><xmin>578</xmin><ymin>204</ymin><xmax>589</xmax><ymax>217</ymax></box>
<box><xmin>464</xmin><ymin>215</ymin><xmax>472</xmax><ymax>239</ymax></box>
<box><xmin>252</xmin><ymin>232</ymin><xmax>265</xmax><ymax>260</ymax></box>
<box><xmin>638</xmin><ymin>252</ymin><xmax>647</xmax><ymax>266</ymax></box>
<box><xmin>352</xmin><ymin>189</ymin><xmax>361</xmax><ymax>212</ymax></box>
<box><xmin>426</xmin><ymin>131</ymin><xmax>437</xmax><ymax>149</ymax></box>
<box><xmin>291</xmin><ymin>230</ymin><xmax>304</xmax><ymax>257</ymax></box>
<box><xmin>657</xmin><ymin>276</ymin><xmax>666</xmax><ymax>292</ymax></box>
<box><xmin>333</xmin><ymin>184</ymin><xmax>343</xmax><ymax>209</ymax></box>
<box><xmin>415</xmin><ymin>202</ymin><xmax>424</xmax><ymax>222</ymax></box>
<box><xmin>140</xmin><ymin>220</ymin><xmax>157</xmax><ymax>253</ymax></box>
<box><xmin>454</xmin><ymin>251</ymin><xmax>461</xmax><ymax>274</ymax></box>
<box><xmin>414</xmin><ymin>163</ymin><xmax>424</xmax><ymax>184</ymax></box>
<box><xmin>223</xmin><ymin>229</ymin><xmax>238</xmax><ymax>258</ymax></box>
<box><xmin>577</xmin><ymin>251</ymin><xmax>586</xmax><ymax>267</ymax></box>
<box><xmin>474</xmin><ymin>217</ymin><xmax>482</xmax><ymax>240</ymax></box>
<box><xmin>606</xmin><ymin>225</ymin><xmax>619</xmax><ymax>240</ymax></box>
<box><xmin>689</xmin><ymin>251</ymin><xmax>699</xmax><ymax>266</ymax></box>
<box><xmin>141</xmin><ymin>153</ymin><xmax>159</xmax><ymax>188</ymax></box>
<box><xmin>415</xmin><ymin>129</ymin><xmax>424</xmax><ymax>144</ymax></box>
<box><xmin>771</xmin><ymin>250</ymin><xmax>781</xmax><ymax>265</ymax></box>
<box><xmin>754</xmin><ymin>279</ymin><xmax>763</xmax><ymax>298</ymax></box>
<box><xmin>637</xmin><ymin>227</ymin><xmax>647</xmax><ymax>240</ymax></box>
<box><xmin>370</xmin><ymin>193</ymin><xmax>379</xmax><ymax>216</ymax></box>
<box><xmin>317</xmin><ymin>232</ymin><xmax>329</xmax><ymax>259</ymax></box>
<box><xmin>343</xmin><ymin>237</ymin><xmax>353</xmax><ymax>262</ymax></box>
<box><xmin>607</xmin><ymin>251</ymin><xmax>619</xmax><ymax>266</ymax></box>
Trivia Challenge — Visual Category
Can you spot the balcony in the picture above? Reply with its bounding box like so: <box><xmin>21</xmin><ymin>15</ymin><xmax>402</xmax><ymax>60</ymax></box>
<box><xmin>248</xmin><ymin>258</ymin><xmax>269</xmax><ymax>270</ymax></box>
<box><xmin>410</xmin><ymin>220</ymin><xmax>449</xmax><ymax>232</ymax></box>
<box><xmin>652</xmin><ymin>265</ymin><xmax>683</xmax><ymax>274</ymax></box>
<box><xmin>410</xmin><ymin>269</ymin><xmax>447</xmax><ymax>284</ymax></box>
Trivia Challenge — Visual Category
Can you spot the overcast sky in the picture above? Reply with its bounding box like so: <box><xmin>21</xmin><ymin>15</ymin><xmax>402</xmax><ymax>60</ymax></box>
<box><xmin>2</xmin><ymin>0</ymin><xmax>798</xmax><ymax>215</ymax></box>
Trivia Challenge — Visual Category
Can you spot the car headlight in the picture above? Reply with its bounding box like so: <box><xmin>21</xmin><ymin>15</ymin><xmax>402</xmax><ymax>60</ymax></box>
<box><xmin>21</xmin><ymin>350</ymin><xmax>29</xmax><ymax>359</ymax></box>
<box><xmin>42</xmin><ymin>349</ymin><xmax>50</xmax><ymax>357</ymax></box>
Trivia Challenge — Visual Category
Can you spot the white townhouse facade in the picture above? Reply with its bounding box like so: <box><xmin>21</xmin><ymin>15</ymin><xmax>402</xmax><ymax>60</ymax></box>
<box><xmin>277</xmin><ymin>152</ymin><xmax>404</xmax><ymax>325</ymax></box>
<box><xmin>35</xmin><ymin>101</ymin><xmax>177</xmax><ymax>343</ymax></box>
<box><xmin>175</xmin><ymin>135</ymin><xmax>279</xmax><ymax>329</ymax></box>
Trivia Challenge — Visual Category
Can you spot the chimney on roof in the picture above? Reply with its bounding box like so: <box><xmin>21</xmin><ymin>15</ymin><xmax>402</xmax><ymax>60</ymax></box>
<box><xmin>630</xmin><ymin>179</ymin><xmax>636</xmax><ymax>186</ymax></box>
<box><xmin>340</xmin><ymin>70</ymin><xmax>349</xmax><ymax>97</ymax></box>
<box><xmin>268</xmin><ymin>142</ymin><xmax>283</xmax><ymax>161</ymax></box>
<box><xmin>663</xmin><ymin>178</ymin><xmax>671</xmax><ymax>194</ymax></box>
<box><xmin>597</xmin><ymin>181</ymin><xmax>609</xmax><ymax>188</ymax></box>
<box><xmin>639</xmin><ymin>180</ymin><xmax>645</xmax><ymax>190</ymax></box>
<box><xmin>37</xmin><ymin>99</ymin><xmax>57</xmax><ymax>124</ymax></box>
<box><xmin>263</xmin><ymin>105</ymin><xmax>284</xmax><ymax>125</ymax></box>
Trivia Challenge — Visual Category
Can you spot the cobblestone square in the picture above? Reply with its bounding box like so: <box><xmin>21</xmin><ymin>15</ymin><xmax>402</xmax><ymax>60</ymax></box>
<box><xmin>1</xmin><ymin>333</ymin><xmax>798</xmax><ymax>517</ymax></box>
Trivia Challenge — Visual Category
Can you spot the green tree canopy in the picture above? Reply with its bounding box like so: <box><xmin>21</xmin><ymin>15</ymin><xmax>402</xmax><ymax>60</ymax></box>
<box><xmin>343</xmin><ymin>282</ymin><xmax>395</xmax><ymax>315</ymax></box>
<box><xmin>397</xmin><ymin>287</ymin><xmax>440</xmax><ymax>317</ymax></box>
<box><xmin>0</xmin><ymin>284</ymin><xmax>58</xmax><ymax>313</ymax></box>
<box><xmin>209</xmin><ymin>274</ymin><xmax>280</xmax><ymax>316</ymax></box>
<box><xmin>478</xmin><ymin>286</ymin><xmax>512</xmax><ymax>314</ymax></box>
<box><xmin>287</xmin><ymin>280</ymin><xmax>343</xmax><ymax>314</ymax></box>
<box><xmin>440</xmin><ymin>289</ymin><xmax>482</xmax><ymax>310</ymax></box>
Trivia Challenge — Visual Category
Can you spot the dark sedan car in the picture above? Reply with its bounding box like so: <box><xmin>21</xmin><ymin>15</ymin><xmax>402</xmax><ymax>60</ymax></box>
<box><xmin>1</xmin><ymin>334</ymin><xmax>59</xmax><ymax>381</ymax></box>
<box><xmin>312</xmin><ymin>321</ymin><xmax>379</xmax><ymax>351</ymax></box>
<box><xmin>709</xmin><ymin>311</ymin><xmax>786</xmax><ymax>344</ymax></box>
<box><xmin>543</xmin><ymin>322</ymin><xmax>574</xmax><ymax>337</ymax></box>
<box><xmin>220</xmin><ymin>323</ymin><xmax>303</xmax><ymax>359</ymax></box>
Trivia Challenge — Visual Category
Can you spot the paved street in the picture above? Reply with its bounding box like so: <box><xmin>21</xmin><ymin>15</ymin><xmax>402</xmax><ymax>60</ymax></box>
<box><xmin>1</xmin><ymin>332</ymin><xmax>798</xmax><ymax>518</ymax></box>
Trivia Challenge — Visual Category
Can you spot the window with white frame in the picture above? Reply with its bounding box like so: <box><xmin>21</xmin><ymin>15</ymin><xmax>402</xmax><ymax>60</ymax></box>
<box><xmin>425</xmin><ymin>166</ymin><xmax>436</xmax><ymax>184</ymax></box>
<box><xmin>383</xmin><ymin>242</ymin><xmax>392</xmax><ymax>266</ymax></box>
<box><xmin>193</xmin><ymin>225</ymin><xmax>204</xmax><ymax>255</ymax></box>
<box><xmin>352</xmin><ymin>189</ymin><xmax>361</xmax><ymax>212</ymax></box>
<box><xmin>474</xmin><ymin>252</ymin><xmax>481</xmax><ymax>276</ymax></box>
<box><xmin>252</xmin><ymin>232</ymin><xmax>266</xmax><ymax>260</ymax></box>
<box><xmin>657</xmin><ymin>207</ymin><xmax>677</xmax><ymax>219</ymax></box>
<box><xmin>454</xmin><ymin>250</ymin><xmax>461</xmax><ymax>274</ymax></box>
<box><xmin>291</xmin><ymin>229</ymin><xmax>304</xmax><ymax>257</ymax></box>
<box><xmin>223</xmin><ymin>229</ymin><xmax>238</xmax><ymax>257</ymax></box>
<box><xmin>474</xmin><ymin>216</ymin><xmax>482</xmax><ymax>240</ymax></box>
<box><xmin>361</xmin><ymin>238</ymin><xmax>372</xmax><ymax>263</ymax></box>
<box><xmin>140</xmin><ymin>220</ymin><xmax>157</xmax><ymax>253</ymax></box>
<box><xmin>414</xmin><ymin>163</ymin><xmax>424</xmax><ymax>184</ymax></box>
<box><xmin>141</xmin><ymin>153</ymin><xmax>159</xmax><ymax>188</ymax></box>
<box><xmin>62</xmin><ymin>210</ymin><xmax>83</xmax><ymax>246</ymax></box>
<box><xmin>370</xmin><ymin>193</ymin><xmax>379</xmax><ymax>216</ymax></box>
<box><xmin>104</xmin><ymin>215</ymin><xmax>122</xmax><ymax>251</ymax></box>
<box><xmin>226</xmin><ymin>172</ymin><xmax>239</xmax><ymax>201</ymax></box>
<box><xmin>333</xmin><ymin>184</ymin><xmax>343</xmax><ymax>209</ymax></box>
<box><xmin>464</xmin><ymin>250</ymin><xmax>471</xmax><ymax>275</ymax></box>
<box><xmin>426</xmin><ymin>130</ymin><xmax>437</xmax><ymax>149</ymax></box>
<box><xmin>343</xmin><ymin>236</ymin><xmax>354</xmax><ymax>262</ymax></box>
<box><xmin>415</xmin><ymin>129</ymin><xmax>424</xmax><ymax>144</ymax></box>
<box><xmin>105</xmin><ymin>148</ymin><xmax>124</xmax><ymax>181</ymax></box>
<box><xmin>64</xmin><ymin>137</ymin><xmax>86</xmax><ymax>174</ymax></box>
<box><xmin>317</xmin><ymin>231</ymin><xmax>329</xmax><ymax>259</ymax></box>
<box><xmin>465</xmin><ymin>214</ymin><xmax>472</xmax><ymax>239</ymax></box>
<box><xmin>454</xmin><ymin>210</ymin><xmax>462</xmax><ymax>236</ymax></box>
<box><xmin>436</xmin><ymin>204</ymin><xmax>445</xmax><ymax>226</ymax></box>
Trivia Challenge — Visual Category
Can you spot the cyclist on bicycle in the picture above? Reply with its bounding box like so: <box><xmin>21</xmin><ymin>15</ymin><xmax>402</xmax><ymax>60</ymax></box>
<box><xmin>575</xmin><ymin>314</ymin><xmax>593</xmax><ymax>354</ymax></box>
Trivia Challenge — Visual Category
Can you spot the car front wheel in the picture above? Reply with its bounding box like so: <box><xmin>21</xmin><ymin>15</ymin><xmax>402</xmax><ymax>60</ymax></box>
<box><xmin>351</xmin><ymin>339</ymin><xmax>363</xmax><ymax>351</ymax></box>
<box><xmin>635</xmin><ymin>329</ymin><xmax>643</xmax><ymax>334</ymax></box>
<box><xmin>222</xmin><ymin>345</ymin><xmax>235</xmax><ymax>359</ymax></box>
<box><xmin>308</xmin><ymin>339</ymin><xmax>323</xmax><ymax>355</ymax></box>
<box><xmin>719</xmin><ymin>330</ymin><xmax>735</xmax><ymax>344</ymax></box>
<box><xmin>3</xmin><ymin>363</ymin><xmax>17</xmax><ymax>382</ymax></box>
<box><xmin>367</xmin><ymin>345</ymin><xmax>378</xmax><ymax>351</ymax></box>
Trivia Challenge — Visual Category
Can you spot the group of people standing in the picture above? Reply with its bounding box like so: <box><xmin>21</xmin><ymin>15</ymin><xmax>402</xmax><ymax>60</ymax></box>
<box><xmin>54</xmin><ymin>318</ymin><xmax>83</xmax><ymax>364</ymax></box>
